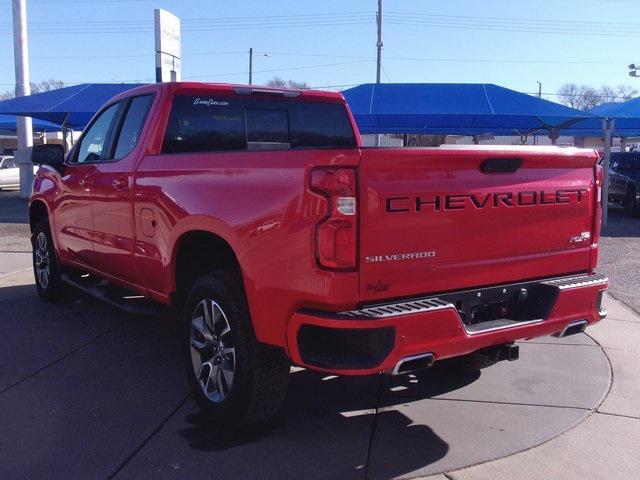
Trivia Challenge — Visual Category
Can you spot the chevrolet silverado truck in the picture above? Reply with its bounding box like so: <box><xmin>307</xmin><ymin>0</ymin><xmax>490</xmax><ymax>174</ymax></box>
<box><xmin>28</xmin><ymin>82</ymin><xmax>608</xmax><ymax>427</ymax></box>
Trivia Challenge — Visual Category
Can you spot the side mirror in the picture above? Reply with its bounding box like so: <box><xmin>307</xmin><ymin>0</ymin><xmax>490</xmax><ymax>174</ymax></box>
<box><xmin>31</xmin><ymin>144</ymin><xmax>65</xmax><ymax>167</ymax></box>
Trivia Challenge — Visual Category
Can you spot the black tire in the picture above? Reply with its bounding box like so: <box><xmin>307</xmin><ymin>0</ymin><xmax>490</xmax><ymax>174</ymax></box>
<box><xmin>32</xmin><ymin>218</ymin><xmax>65</xmax><ymax>302</ymax></box>
<box><xmin>184</xmin><ymin>272</ymin><xmax>290</xmax><ymax>428</ymax></box>
<box><xmin>625</xmin><ymin>187</ymin><xmax>640</xmax><ymax>217</ymax></box>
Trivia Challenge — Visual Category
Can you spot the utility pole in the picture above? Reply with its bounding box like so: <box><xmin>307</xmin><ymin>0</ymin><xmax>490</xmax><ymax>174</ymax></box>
<box><xmin>12</xmin><ymin>0</ymin><xmax>33</xmax><ymax>199</ymax></box>
<box><xmin>375</xmin><ymin>0</ymin><xmax>383</xmax><ymax>147</ymax></box>
<box><xmin>376</xmin><ymin>0</ymin><xmax>383</xmax><ymax>84</ymax></box>
<box><xmin>534</xmin><ymin>81</ymin><xmax>542</xmax><ymax>146</ymax></box>
<box><xmin>248</xmin><ymin>48</ymin><xmax>253</xmax><ymax>84</ymax></box>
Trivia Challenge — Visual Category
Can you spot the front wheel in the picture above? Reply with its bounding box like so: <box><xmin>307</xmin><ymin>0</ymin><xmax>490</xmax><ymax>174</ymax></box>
<box><xmin>184</xmin><ymin>272</ymin><xmax>290</xmax><ymax>428</ymax></box>
<box><xmin>32</xmin><ymin>218</ymin><xmax>65</xmax><ymax>302</ymax></box>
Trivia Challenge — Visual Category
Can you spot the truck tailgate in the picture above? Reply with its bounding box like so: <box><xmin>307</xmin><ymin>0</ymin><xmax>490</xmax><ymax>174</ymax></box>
<box><xmin>359</xmin><ymin>147</ymin><xmax>599</xmax><ymax>302</ymax></box>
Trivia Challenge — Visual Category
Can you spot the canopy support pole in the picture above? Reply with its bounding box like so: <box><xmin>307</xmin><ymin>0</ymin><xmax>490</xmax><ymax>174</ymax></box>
<box><xmin>601</xmin><ymin>118</ymin><xmax>614</xmax><ymax>230</ymax></box>
<box><xmin>61</xmin><ymin>113</ymin><xmax>70</xmax><ymax>154</ymax></box>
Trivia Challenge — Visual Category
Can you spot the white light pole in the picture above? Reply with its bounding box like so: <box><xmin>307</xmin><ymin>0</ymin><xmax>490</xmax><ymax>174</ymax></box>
<box><xmin>12</xmin><ymin>0</ymin><xmax>33</xmax><ymax>199</ymax></box>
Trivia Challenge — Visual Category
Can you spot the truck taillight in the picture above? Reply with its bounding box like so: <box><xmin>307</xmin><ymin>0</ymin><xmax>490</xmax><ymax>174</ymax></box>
<box><xmin>309</xmin><ymin>167</ymin><xmax>358</xmax><ymax>271</ymax></box>
<box><xmin>593</xmin><ymin>164</ymin><xmax>603</xmax><ymax>244</ymax></box>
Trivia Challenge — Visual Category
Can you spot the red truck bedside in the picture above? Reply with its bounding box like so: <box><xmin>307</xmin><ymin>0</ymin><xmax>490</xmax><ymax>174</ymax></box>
<box><xmin>28</xmin><ymin>82</ymin><xmax>608</xmax><ymax>427</ymax></box>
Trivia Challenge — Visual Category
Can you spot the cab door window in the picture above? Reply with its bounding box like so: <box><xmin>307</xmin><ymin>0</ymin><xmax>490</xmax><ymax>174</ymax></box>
<box><xmin>74</xmin><ymin>103</ymin><xmax>121</xmax><ymax>163</ymax></box>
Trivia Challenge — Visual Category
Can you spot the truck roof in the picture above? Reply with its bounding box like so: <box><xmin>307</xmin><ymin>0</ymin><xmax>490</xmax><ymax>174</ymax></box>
<box><xmin>108</xmin><ymin>82</ymin><xmax>346</xmax><ymax>105</ymax></box>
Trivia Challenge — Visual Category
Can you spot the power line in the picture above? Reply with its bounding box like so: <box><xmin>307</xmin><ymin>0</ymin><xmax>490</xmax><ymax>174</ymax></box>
<box><xmin>0</xmin><ymin>59</ymin><xmax>374</xmax><ymax>86</ymax></box>
<box><xmin>384</xmin><ymin>16</ymin><xmax>640</xmax><ymax>37</ymax></box>
<box><xmin>0</xmin><ymin>20</ymin><xmax>373</xmax><ymax>35</ymax></box>
<box><xmin>184</xmin><ymin>59</ymin><xmax>373</xmax><ymax>80</ymax></box>
<box><xmin>4</xmin><ymin>9</ymin><xmax>640</xmax><ymax>39</ymax></box>
<box><xmin>0</xmin><ymin>12</ymin><xmax>376</xmax><ymax>34</ymax></box>
<box><xmin>0</xmin><ymin>48</ymin><xmax>632</xmax><ymax>65</ymax></box>
<box><xmin>386</xmin><ymin>11</ymin><xmax>640</xmax><ymax>28</ymax></box>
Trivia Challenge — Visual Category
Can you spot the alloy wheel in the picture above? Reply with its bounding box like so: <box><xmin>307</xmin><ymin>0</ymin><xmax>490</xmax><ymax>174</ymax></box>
<box><xmin>190</xmin><ymin>299</ymin><xmax>236</xmax><ymax>403</ymax></box>
<box><xmin>34</xmin><ymin>232</ymin><xmax>50</xmax><ymax>290</ymax></box>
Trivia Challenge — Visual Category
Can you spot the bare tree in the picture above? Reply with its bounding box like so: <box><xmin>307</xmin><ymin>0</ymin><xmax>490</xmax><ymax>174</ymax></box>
<box><xmin>616</xmin><ymin>85</ymin><xmax>637</xmax><ymax>102</ymax></box>
<box><xmin>0</xmin><ymin>78</ymin><xmax>65</xmax><ymax>100</ymax></box>
<box><xmin>597</xmin><ymin>85</ymin><xmax>618</xmax><ymax>105</ymax></box>
<box><xmin>557</xmin><ymin>83</ymin><xmax>637</xmax><ymax>110</ymax></box>
<box><xmin>557</xmin><ymin>83</ymin><xmax>600</xmax><ymax>110</ymax></box>
<box><xmin>265</xmin><ymin>76</ymin><xmax>309</xmax><ymax>89</ymax></box>
<box><xmin>31</xmin><ymin>79</ymin><xmax>65</xmax><ymax>94</ymax></box>
<box><xmin>389</xmin><ymin>134</ymin><xmax>446</xmax><ymax>147</ymax></box>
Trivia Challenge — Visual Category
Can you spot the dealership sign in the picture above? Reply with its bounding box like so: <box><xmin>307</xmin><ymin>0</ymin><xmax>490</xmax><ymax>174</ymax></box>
<box><xmin>154</xmin><ymin>8</ymin><xmax>181</xmax><ymax>82</ymax></box>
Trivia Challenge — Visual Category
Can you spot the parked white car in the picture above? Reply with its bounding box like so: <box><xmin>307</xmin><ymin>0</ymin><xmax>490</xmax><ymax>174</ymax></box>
<box><xmin>0</xmin><ymin>155</ymin><xmax>39</xmax><ymax>190</ymax></box>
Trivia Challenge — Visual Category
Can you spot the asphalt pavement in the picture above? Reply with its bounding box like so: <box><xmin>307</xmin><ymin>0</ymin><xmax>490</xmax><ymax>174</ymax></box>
<box><xmin>0</xmin><ymin>189</ymin><xmax>638</xmax><ymax>480</ymax></box>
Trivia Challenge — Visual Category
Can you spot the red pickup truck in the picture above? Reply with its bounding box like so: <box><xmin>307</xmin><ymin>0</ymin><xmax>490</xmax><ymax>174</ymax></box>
<box><xmin>28</xmin><ymin>82</ymin><xmax>608</xmax><ymax>427</ymax></box>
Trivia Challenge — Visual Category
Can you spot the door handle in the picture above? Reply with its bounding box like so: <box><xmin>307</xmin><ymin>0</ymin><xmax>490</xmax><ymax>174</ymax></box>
<box><xmin>112</xmin><ymin>177</ymin><xmax>128</xmax><ymax>191</ymax></box>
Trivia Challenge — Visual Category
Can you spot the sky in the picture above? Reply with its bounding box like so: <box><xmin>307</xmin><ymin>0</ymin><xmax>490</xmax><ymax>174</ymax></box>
<box><xmin>1</xmin><ymin>0</ymin><xmax>640</xmax><ymax>100</ymax></box>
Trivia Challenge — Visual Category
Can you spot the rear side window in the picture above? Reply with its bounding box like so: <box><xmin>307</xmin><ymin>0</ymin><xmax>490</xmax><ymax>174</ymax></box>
<box><xmin>161</xmin><ymin>95</ymin><xmax>356</xmax><ymax>154</ymax></box>
<box><xmin>163</xmin><ymin>96</ymin><xmax>244</xmax><ymax>153</ymax></box>
<box><xmin>289</xmin><ymin>102</ymin><xmax>357</xmax><ymax>148</ymax></box>
<box><xmin>114</xmin><ymin>95</ymin><xmax>153</xmax><ymax>159</ymax></box>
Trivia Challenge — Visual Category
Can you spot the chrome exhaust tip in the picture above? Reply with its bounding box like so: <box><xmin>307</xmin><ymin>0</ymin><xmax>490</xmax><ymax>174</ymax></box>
<box><xmin>389</xmin><ymin>352</ymin><xmax>435</xmax><ymax>376</ymax></box>
<box><xmin>556</xmin><ymin>320</ymin><xmax>588</xmax><ymax>338</ymax></box>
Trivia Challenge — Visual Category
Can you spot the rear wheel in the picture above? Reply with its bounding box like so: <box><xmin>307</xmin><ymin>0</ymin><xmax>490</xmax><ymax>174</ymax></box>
<box><xmin>625</xmin><ymin>187</ymin><xmax>640</xmax><ymax>217</ymax></box>
<box><xmin>184</xmin><ymin>272</ymin><xmax>290</xmax><ymax>428</ymax></box>
<box><xmin>32</xmin><ymin>218</ymin><xmax>64</xmax><ymax>302</ymax></box>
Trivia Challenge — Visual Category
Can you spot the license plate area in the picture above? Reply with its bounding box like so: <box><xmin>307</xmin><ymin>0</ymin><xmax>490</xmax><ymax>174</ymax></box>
<box><xmin>437</xmin><ymin>280</ymin><xmax>559</xmax><ymax>326</ymax></box>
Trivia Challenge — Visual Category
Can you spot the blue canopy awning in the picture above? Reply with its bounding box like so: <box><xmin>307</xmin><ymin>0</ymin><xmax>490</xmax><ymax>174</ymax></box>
<box><xmin>557</xmin><ymin>98</ymin><xmax>640</xmax><ymax>138</ymax></box>
<box><xmin>0</xmin><ymin>114</ymin><xmax>61</xmax><ymax>133</ymax></box>
<box><xmin>342</xmin><ymin>83</ymin><xmax>595</xmax><ymax>137</ymax></box>
<box><xmin>0</xmin><ymin>83</ymin><xmax>145</xmax><ymax>129</ymax></box>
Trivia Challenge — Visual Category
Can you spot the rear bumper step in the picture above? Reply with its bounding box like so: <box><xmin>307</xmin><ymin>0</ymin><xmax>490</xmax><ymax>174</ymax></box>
<box><xmin>338</xmin><ymin>273</ymin><xmax>607</xmax><ymax>326</ymax></box>
<box><xmin>288</xmin><ymin>273</ymin><xmax>608</xmax><ymax>375</ymax></box>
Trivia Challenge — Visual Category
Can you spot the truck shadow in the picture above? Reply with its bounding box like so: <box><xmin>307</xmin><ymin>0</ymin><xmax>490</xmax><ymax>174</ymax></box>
<box><xmin>0</xmin><ymin>282</ymin><xmax>483</xmax><ymax>479</ymax></box>
<box><xmin>176</xmin><ymin>363</ymin><xmax>479</xmax><ymax>478</ymax></box>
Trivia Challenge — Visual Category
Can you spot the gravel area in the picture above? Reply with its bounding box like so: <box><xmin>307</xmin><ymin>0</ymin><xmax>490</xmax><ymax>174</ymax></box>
<box><xmin>0</xmin><ymin>190</ymin><xmax>30</xmax><ymax>252</ymax></box>
<box><xmin>599</xmin><ymin>204</ymin><xmax>640</xmax><ymax>313</ymax></box>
